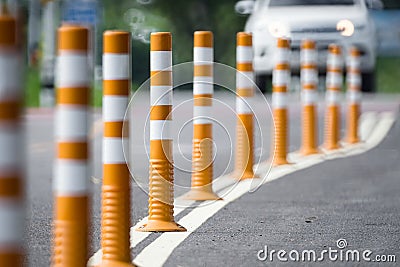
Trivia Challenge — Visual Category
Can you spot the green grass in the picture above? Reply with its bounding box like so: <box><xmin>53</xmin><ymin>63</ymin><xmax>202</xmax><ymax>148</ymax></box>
<box><xmin>25</xmin><ymin>67</ymin><xmax>41</xmax><ymax>107</ymax></box>
<box><xmin>376</xmin><ymin>57</ymin><xmax>400</xmax><ymax>93</ymax></box>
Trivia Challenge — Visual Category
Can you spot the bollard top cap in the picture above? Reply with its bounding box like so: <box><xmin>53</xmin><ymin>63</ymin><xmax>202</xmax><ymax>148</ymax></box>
<box><xmin>194</xmin><ymin>31</ymin><xmax>213</xmax><ymax>48</ymax></box>
<box><xmin>328</xmin><ymin>43</ymin><xmax>341</xmax><ymax>55</ymax></box>
<box><xmin>301</xmin><ymin>39</ymin><xmax>316</xmax><ymax>49</ymax></box>
<box><xmin>150</xmin><ymin>32</ymin><xmax>172</xmax><ymax>51</ymax></box>
<box><xmin>103</xmin><ymin>30</ymin><xmax>130</xmax><ymax>53</ymax></box>
<box><xmin>58</xmin><ymin>24</ymin><xmax>89</xmax><ymax>52</ymax></box>
<box><xmin>277</xmin><ymin>38</ymin><xmax>290</xmax><ymax>48</ymax></box>
<box><xmin>237</xmin><ymin>32</ymin><xmax>252</xmax><ymax>46</ymax></box>
<box><xmin>349</xmin><ymin>46</ymin><xmax>360</xmax><ymax>57</ymax></box>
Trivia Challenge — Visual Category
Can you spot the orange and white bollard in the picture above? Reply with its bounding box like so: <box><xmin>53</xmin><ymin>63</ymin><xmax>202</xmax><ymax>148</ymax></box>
<box><xmin>271</xmin><ymin>38</ymin><xmax>291</xmax><ymax>166</ymax></box>
<box><xmin>100</xmin><ymin>31</ymin><xmax>133</xmax><ymax>266</ymax></box>
<box><xmin>0</xmin><ymin>11</ymin><xmax>24</xmax><ymax>267</ymax></box>
<box><xmin>137</xmin><ymin>32</ymin><xmax>186</xmax><ymax>232</ymax></box>
<box><xmin>184</xmin><ymin>31</ymin><xmax>221</xmax><ymax>200</ymax></box>
<box><xmin>345</xmin><ymin>46</ymin><xmax>361</xmax><ymax>144</ymax></box>
<box><xmin>234</xmin><ymin>32</ymin><xmax>257</xmax><ymax>179</ymax></box>
<box><xmin>299</xmin><ymin>39</ymin><xmax>319</xmax><ymax>155</ymax></box>
<box><xmin>52</xmin><ymin>25</ymin><xmax>90</xmax><ymax>266</ymax></box>
<box><xmin>323</xmin><ymin>44</ymin><xmax>343</xmax><ymax>150</ymax></box>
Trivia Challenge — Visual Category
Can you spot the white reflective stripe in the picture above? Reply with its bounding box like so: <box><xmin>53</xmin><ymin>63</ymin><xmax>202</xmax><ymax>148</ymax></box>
<box><xmin>300</xmin><ymin>49</ymin><xmax>317</xmax><ymax>65</ymax></box>
<box><xmin>0</xmin><ymin>52</ymin><xmax>20</xmax><ymax>93</ymax></box>
<box><xmin>275</xmin><ymin>47</ymin><xmax>290</xmax><ymax>64</ymax></box>
<box><xmin>194</xmin><ymin>47</ymin><xmax>213</xmax><ymax>63</ymax></box>
<box><xmin>55</xmin><ymin>107</ymin><xmax>88</xmax><ymax>141</ymax></box>
<box><xmin>193</xmin><ymin>106</ymin><xmax>212</xmax><ymax>124</ymax></box>
<box><xmin>272</xmin><ymin>69</ymin><xmax>290</xmax><ymax>87</ymax></box>
<box><xmin>0</xmin><ymin>202</ymin><xmax>23</xmax><ymax>245</ymax></box>
<box><xmin>301</xmin><ymin>90</ymin><xmax>318</xmax><ymax>105</ymax></box>
<box><xmin>236</xmin><ymin>71</ymin><xmax>254</xmax><ymax>89</ymax></box>
<box><xmin>347</xmin><ymin>57</ymin><xmax>361</xmax><ymax>69</ymax></box>
<box><xmin>326</xmin><ymin>72</ymin><xmax>343</xmax><ymax>88</ymax></box>
<box><xmin>194</xmin><ymin>82</ymin><xmax>213</xmax><ymax>95</ymax></box>
<box><xmin>193</xmin><ymin>76</ymin><xmax>213</xmax><ymax>94</ymax></box>
<box><xmin>150</xmin><ymin>51</ymin><xmax>172</xmax><ymax>71</ymax></box>
<box><xmin>150</xmin><ymin>86</ymin><xmax>173</xmax><ymax>106</ymax></box>
<box><xmin>272</xmin><ymin>92</ymin><xmax>288</xmax><ymax>108</ymax></box>
<box><xmin>0</xmin><ymin>126</ymin><xmax>20</xmax><ymax>169</ymax></box>
<box><xmin>300</xmin><ymin>68</ymin><xmax>318</xmax><ymax>85</ymax></box>
<box><xmin>326</xmin><ymin>90</ymin><xmax>341</xmax><ymax>104</ymax></box>
<box><xmin>236</xmin><ymin>96</ymin><xmax>253</xmax><ymax>114</ymax></box>
<box><xmin>150</xmin><ymin>120</ymin><xmax>172</xmax><ymax>140</ymax></box>
<box><xmin>327</xmin><ymin>54</ymin><xmax>343</xmax><ymax>69</ymax></box>
<box><xmin>56</xmin><ymin>53</ymin><xmax>89</xmax><ymax>87</ymax></box>
<box><xmin>103</xmin><ymin>96</ymin><xmax>128</xmax><ymax>122</ymax></box>
<box><xmin>53</xmin><ymin>160</ymin><xmax>88</xmax><ymax>195</ymax></box>
<box><xmin>103</xmin><ymin>138</ymin><xmax>126</xmax><ymax>164</ymax></box>
<box><xmin>103</xmin><ymin>54</ymin><xmax>130</xmax><ymax>80</ymax></box>
<box><xmin>347</xmin><ymin>73</ymin><xmax>361</xmax><ymax>87</ymax></box>
<box><xmin>236</xmin><ymin>46</ymin><xmax>253</xmax><ymax>63</ymax></box>
<box><xmin>347</xmin><ymin>90</ymin><xmax>362</xmax><ymax>103</ymax></box>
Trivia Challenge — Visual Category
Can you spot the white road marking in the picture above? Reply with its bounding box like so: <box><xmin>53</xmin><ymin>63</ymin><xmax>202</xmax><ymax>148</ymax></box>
<box><xmin>87</xmin><ymin>111</ymin><xmax>395</xmax><ymax>267</ymax></box>
<box><xmin>132</xmin><ymin>112</ymin><xmax>395</xmax><ymax>267</ymax></box>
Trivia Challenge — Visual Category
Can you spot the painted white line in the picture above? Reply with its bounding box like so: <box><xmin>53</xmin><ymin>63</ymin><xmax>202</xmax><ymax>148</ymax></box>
<box><xmin>132</xmin><ymin>111</ymin><xmax>395</xmax><ymax>267</ymax></box>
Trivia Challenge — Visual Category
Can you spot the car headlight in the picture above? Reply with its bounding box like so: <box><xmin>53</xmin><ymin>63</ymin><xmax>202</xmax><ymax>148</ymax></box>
<box><xmin>268</xmin><ymin>21</ymin><xmax>291</xmax><ymax>38</ymax></box>
<box><xmin>336</xmin><ymin>19</ymin><xmax>355</xmax><ymax>37</ymax></box>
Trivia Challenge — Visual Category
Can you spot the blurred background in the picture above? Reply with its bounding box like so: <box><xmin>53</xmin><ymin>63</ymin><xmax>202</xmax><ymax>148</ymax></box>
<box><xmin>21</xmin><ymin>0</ymin><xmax>400</xmax><ymax>106</ymax></box>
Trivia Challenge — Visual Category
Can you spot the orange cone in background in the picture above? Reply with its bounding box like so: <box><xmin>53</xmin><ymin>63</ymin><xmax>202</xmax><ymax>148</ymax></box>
<box><xmin>100</xmin><ymin>31</ymin><xmax>133</xmax><ymax>266</ymax></box>
<box><xmin>271</xmin><ymin>38</ymin><xmax>291</xmax><ymax>166</ymax></box>
<box><xmin>299</xmin><ymin>39</ymin><xmax>319</xmax><ymax>155</ymax></box>
<box><xmin>345</xmin><ymin>47</ymin><xmax>362</xmax><ymax>144</ymax></box>
<box><xmin>234</xmin><ymin>32</ymin><xmax>257</xmax><ymax>179</ymax></box>
<box><xmin>137</xmin><ymin>32</ymin><xmax>186</xmax><ymax>232</ymax></box>
<box><xmin>184</xmin><ymin>31</ymin><xmax>221</xmax><ymax>200</ymax></box>
<box><xmin>52</xmin><ymin>25</ymin><xmax>90</xmax><ymax>266</ymax></box>
<box><xmin>0</xmin><ymin>11</ymin><xmax>25</xmax><ymax>267</ymax></box>
<box><xmin>323</xmin><ymin>44</ymin><xmax>343</xmax><ymax>150</ymax></box>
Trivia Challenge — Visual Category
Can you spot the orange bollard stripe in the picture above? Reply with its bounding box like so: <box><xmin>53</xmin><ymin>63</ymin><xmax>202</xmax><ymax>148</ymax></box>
<box><xmin>0</xmin><ymin>101</ymin><xmax>20</xmax><ymax>120</ymax></box>
<box><xmin>150</xmin><ymin>71</ymin><xmax>172</xmax><ymax>86</ymax></box>
<box><xmin>194</xmin><ymin>94</ymin><xmax>212</xmax><ymax>106</ymax></box>
<box><xmin>194</xmin><ymin>65</ymin><xmax>212</xmax><ymax>76</ymax></box>
<box><xmin>57</xmin><ymin>87</ymin><xmax>90</xmax><ymax>105</ymax></box>
<box><xmin>193</xmin><ymin>124</ymin><xmax>212</xmax><ymax>139</ymax></box>
<box><xmin>237</xmin><ymin>63</ymin><xmax>253</xmax><ymax>71</ymax></box>
<box><xmin>57</xmin><ymin>142</ymin><xmax>88</xmax><ymax>159</ymax></box>
<box><xmin>103</xmin><ymin>80</ymin><xmax>130</xmax><ymax>96</ymax></box>
<box><xmin>150</xmin><ymin>105</ymin><xmax>172</xmax><ymax>120</ymax></box>
<box><xmin>0</xmin><ymin>177</ymin><xmax>22</xmax><ymax>197</ymax></box>
<box><xmin>54</xmin><ymin>196</ymin><xmax>88</xmax><ymax>220</ymax></box>
<box><xmin>104</xmin><ymin>121</ymin><xmax>128</xmax><ymax>138</ymax></box>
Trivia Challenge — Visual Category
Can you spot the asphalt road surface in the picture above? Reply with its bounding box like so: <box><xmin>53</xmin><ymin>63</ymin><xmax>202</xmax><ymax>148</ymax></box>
<box><xmin>25</xmin><ymin>92</ymin><xmax>399</xmax><ymax>266</ymax></box>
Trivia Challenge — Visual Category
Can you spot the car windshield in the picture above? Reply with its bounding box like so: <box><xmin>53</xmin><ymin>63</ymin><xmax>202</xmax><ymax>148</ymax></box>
<box><xmin>267</xmin><ymin>0</ymin><xmax>355</xmax><ymax>6</ymax></box>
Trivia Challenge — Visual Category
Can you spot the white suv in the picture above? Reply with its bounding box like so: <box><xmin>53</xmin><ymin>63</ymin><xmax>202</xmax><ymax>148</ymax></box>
<box><xmin>235</xmin><ymin>0</ymin><xmax>382</xmax><ymax>92</ymax></box>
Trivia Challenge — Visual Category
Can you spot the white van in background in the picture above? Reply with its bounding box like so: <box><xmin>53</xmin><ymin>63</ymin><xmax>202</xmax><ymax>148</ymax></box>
<box><xmin>235</xmin><ymin>0</ymin><xmax>383</xmax><ymax>92</ymax></box>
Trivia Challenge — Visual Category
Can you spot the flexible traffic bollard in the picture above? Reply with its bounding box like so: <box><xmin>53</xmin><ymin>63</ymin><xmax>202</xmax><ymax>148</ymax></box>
<box><xmin>271</xmin><ymin>38</ymin><xmax>291</xmax><ymax>166</ymax></box>
<box><xmin>323</xmin><ymin>44</ymin><xmax>343</xmax><ymax>150</ymax></box>
<box><xmin>52</xmin><ymin>25</ymin><xmax>90</xmax><ymax>266</ymax></box>
<box><xmin>299</xmin><ymin>39</ymin><xmax>319</xmax><ymax>155</ymax></box>
<box><xmin>100</xmin><ymin>31</ymin><xmax>133</xmax><ymax>266</ymax></box>
<box><xmin>0</xmin><ymin>11</ymin><xmax>24</xmax><ymax>267</ymax></box>
<box><xmin>137</xmin><ymin>32</ymin><xmax>186</xmax><ymax>232</ymax></box>
<box><xmin>234</xmin><ymin>32</ymin><xmax>257</xmax><ymax>179</ymax></box>
<box><xmin>345</xmin><ymin>46</ymin><xmax>361</xmax><ymax>144</ymax></box>
<box><xmin>184</xmin><ymin>31</ymin><xmax>221</xmax><ymax>200</ymax></box>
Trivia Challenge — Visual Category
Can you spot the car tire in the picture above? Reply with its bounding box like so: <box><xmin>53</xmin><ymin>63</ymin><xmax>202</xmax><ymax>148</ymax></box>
<box><xmin>361</xmin><ymin>71</ymin><xmax>376</xmax><ymax>93</ymax></box>
<box><xmin>255</xmin><ymin>74</ymin><xmax>272</xmax><ymax>93</ymax></box>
